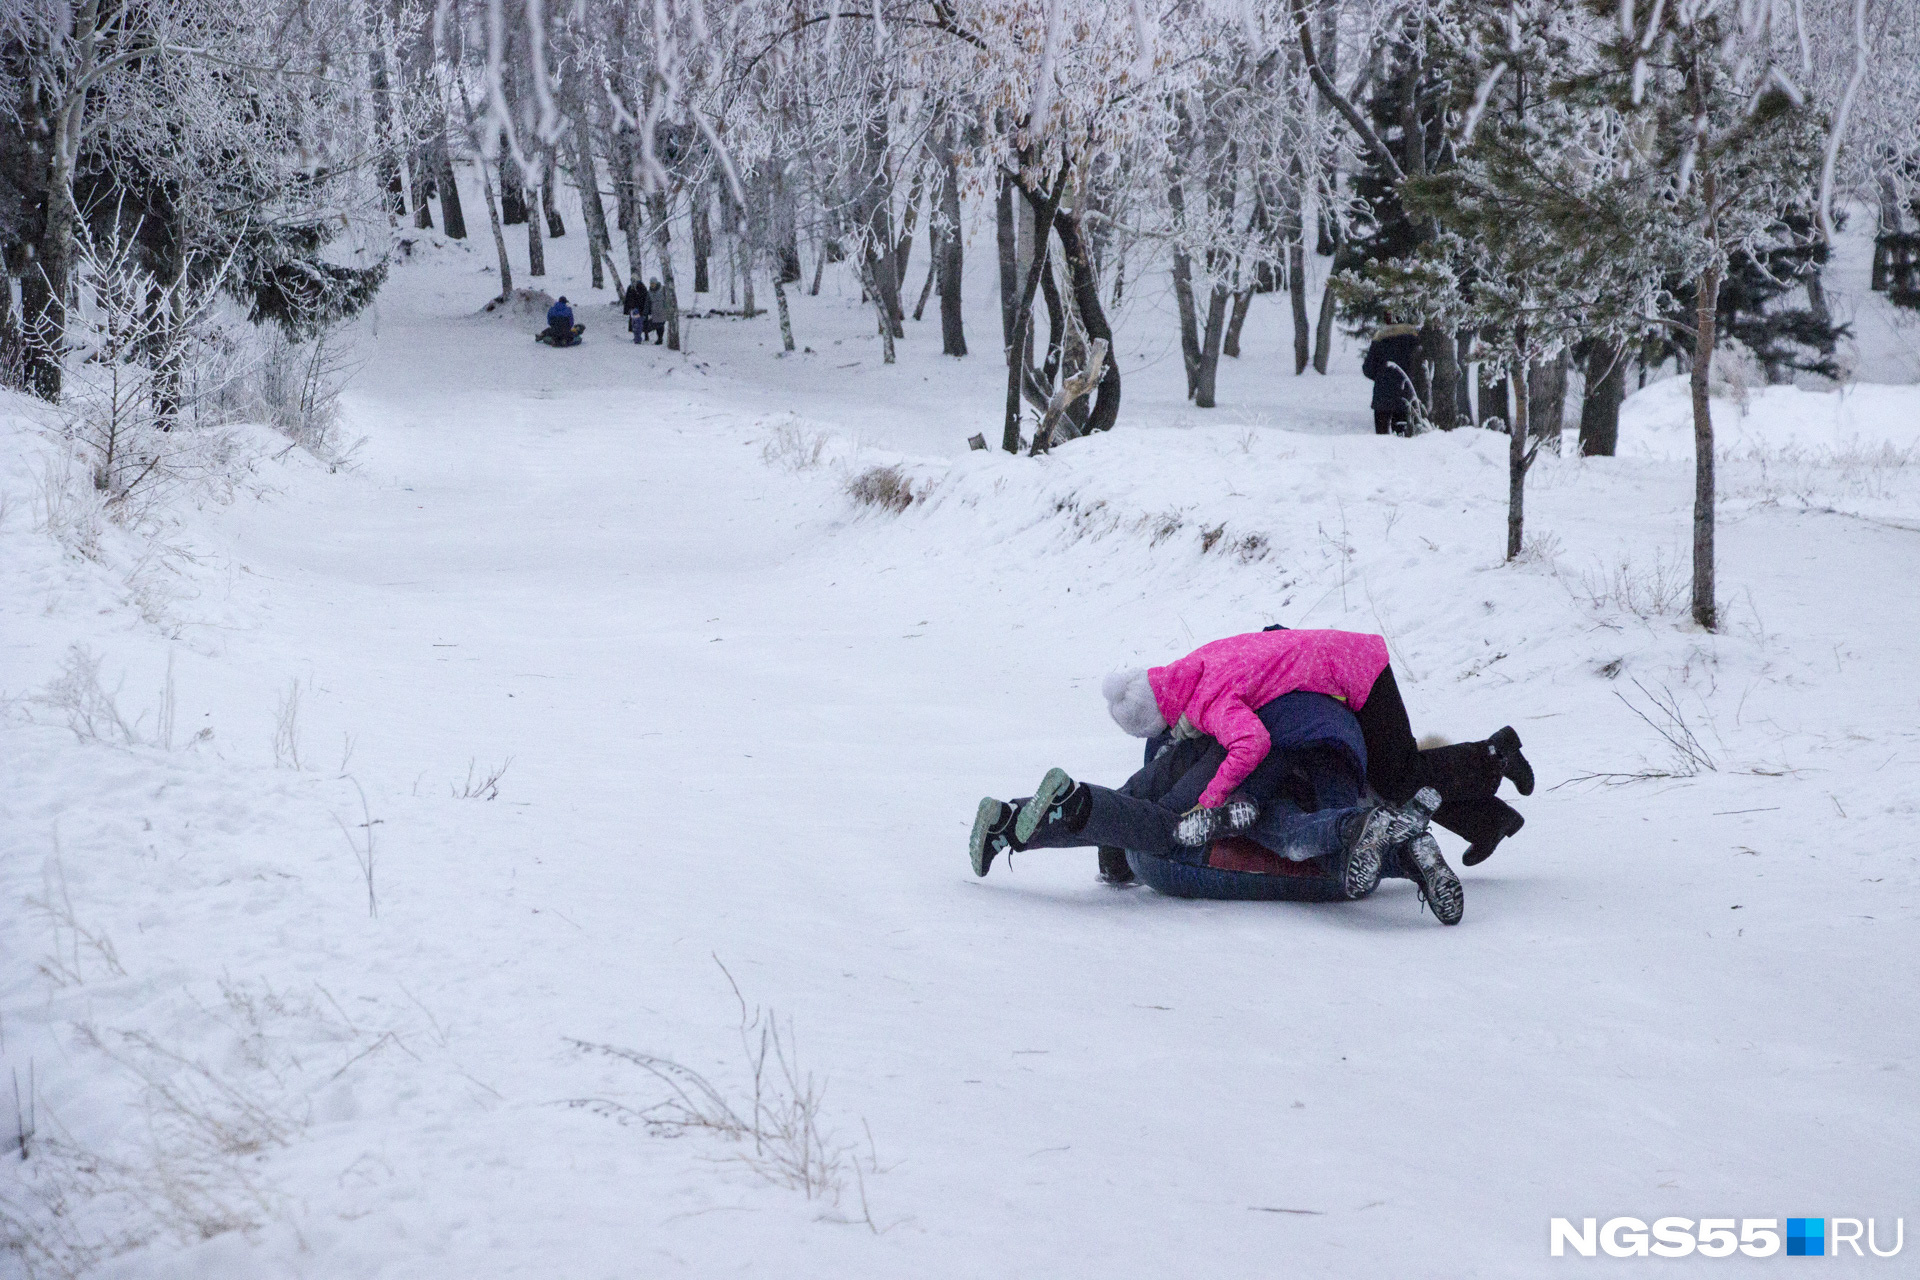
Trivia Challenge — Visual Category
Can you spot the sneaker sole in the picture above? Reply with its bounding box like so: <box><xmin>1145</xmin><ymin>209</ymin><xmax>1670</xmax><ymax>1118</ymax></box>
<box><xmin>1014</xmin><ymin>768</ymin><xmax>1074</xmax><ymax>845</ymax></box>
<box><xmin>1342</xmin><ymin>808</ymin><xmax>1392</xmax><ymax>899</ymax></box>
<box><xmin>970</xmin><ymin>797</ymin><xmax>1004</xmax><ymax>877</ymax></box>
<box><xmin>1406</xmin><ymin>836</ymin><xmax>1465</xmax><ymax>924</ymax></box>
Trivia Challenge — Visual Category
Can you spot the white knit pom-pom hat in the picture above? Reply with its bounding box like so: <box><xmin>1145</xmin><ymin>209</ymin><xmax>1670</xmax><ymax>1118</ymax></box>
<box><xmin>1101</xmin><ymin>668</ymin><xmax>1167</xmax><ymax>738</ymax></box>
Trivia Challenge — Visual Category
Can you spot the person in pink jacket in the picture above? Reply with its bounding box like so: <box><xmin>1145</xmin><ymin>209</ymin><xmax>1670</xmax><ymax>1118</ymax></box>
<box><xmin>1142</xmin><ymin>628</ymin><xmax>1392</xmax><ymax>812</ymax></box>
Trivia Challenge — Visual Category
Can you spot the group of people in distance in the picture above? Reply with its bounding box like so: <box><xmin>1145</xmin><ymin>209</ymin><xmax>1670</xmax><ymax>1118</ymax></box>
<box><xmin>969</xmin><ymin>627</ymin><xmax>1534</xmax><ymax>926</ymax></box>
<box><xmin>533</xmin><ymin>280</ymin><xmax>667</xmax><ymax>348</ymax></box>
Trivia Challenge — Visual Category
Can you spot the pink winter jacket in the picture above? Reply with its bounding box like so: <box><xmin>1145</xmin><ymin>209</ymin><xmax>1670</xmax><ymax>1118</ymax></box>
<box><xmin>1148</xmin><ymin>630</ymin><xmax>1391</xmax><ymax>808</ymax></box>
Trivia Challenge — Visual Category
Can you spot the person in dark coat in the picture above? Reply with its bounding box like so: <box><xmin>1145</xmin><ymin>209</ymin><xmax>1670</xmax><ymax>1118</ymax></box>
<box><xmin>537</xmin><ymin>296</ymin><xmax>584</xmax><ymax>346</ymax></box>
<box><xmin>1362</xmin><ymin>312</ymin><xmax>1423</xmax><ymax>435</ymax></box>
<box><xmin>636</xmin><ymin>278</ymin><xmax>666</xmax><ymax>344</ymax></box>
<box><xmin>623</xmin><ymin>279</ymin><xmax>651</xmax><ymax>345</ymax></box>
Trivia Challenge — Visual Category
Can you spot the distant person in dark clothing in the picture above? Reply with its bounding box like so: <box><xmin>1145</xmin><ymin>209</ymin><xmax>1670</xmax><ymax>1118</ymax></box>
<box><xmin>623</xmin><ymin>279</ymin><xmax>651</xmax><ymax>344</ymax></box>
<box><xmin>537</xmin><ymin>296</ymin><xmax>584</xmax><ymax>346</ymax></box>
<box><xmin>640</xmin><ymin>278</ymin><xmax>666</xmax><ymax>344</ymax></box>
<box><xmin>1362</xmin><ymin>312</ymin><xmax>1423</xmax><ymax>435</ymax></box>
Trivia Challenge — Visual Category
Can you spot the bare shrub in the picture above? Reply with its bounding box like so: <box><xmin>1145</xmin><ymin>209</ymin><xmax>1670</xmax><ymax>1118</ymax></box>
<box><xmin>34</xmin><ymin>446</ymin><xmax>106</xmax><ymax>562</ymax></box>
<box><xmin>566</xmin><ymin>961</ymin><xmax>885</xmax><ymax>1218</ymax></box>
<box><xmin>1561</xmin><ymin>678</ymin><xmax>1718</xmax><ymax>786</ymax></box>
<box><xmin>31</xmin><ymin>841</ymin><xmax>126</xmax><ymax>988</ymax></box>
<box><xmin>454</xmin><ymin>757</ymin><xmax>512</xmax><ymax>800</ymax></box>
<box><xmin>1516</xmin><ymin>530</ymin><xmax>1563</xmax><ymax>566</ymax></box>
<box><xmin>1577</xmin><ymin>549</ymin><xmax>1687</xmax><ymax>617</ymax></box>
<box><xmin>846</xmin><ymin>465</ymin><xmax>918</xmax><ymax>513</ymax></box>
<box><xmin>33</xmin><ymin>647</ymin><xmax>131</xmax><ymax>747</ymax></box>
<box><xmin>1232</xmin><ymin>531</ymin><xmax>1271</xmax><ymax>563</ymax></box>
<box><xmin>760</xmin><ymin>423</ymin><xmax>830</xmax><ymax>472</ymax></box>
<box><xmin>4</xmin><ymin>983</ymin><xmax>368</xmax><ymax>1272</ymax></box>
<box><xmin>1731</xmin><ymin>439</ymin><xmax>1920</xmax><ymax>511</ymax></box>
<box><xmin>28</xmin><ymin>647</ymin><xmax>187</xmax><ymax>755</ymax></box>
<box><xmin>1139</xmin><ymin>510</ymin><xmax>1186</xmax><ymax>546</ymax></box>
<box><xmin>333</xmin><ymin>776</ymin><xmax>378</xmax><ymax>918</ymax></box>
<box><xmin>250</xmin><ymin>328</ymin><xmax>361</xmax><ymax>462</ymax></box>
<box><xmin>270</xmin><ymin>680</ymin><xmax>303</xmax><ymax>769</ymax></box>
<box><xmin>57</xmin><ymin>225</ymin><xmax>241</xmax><ymax>514</ymax></box>
<box><xmin>1195</xmin><ymin>526</ymin><xmax>1272</xmax><ymax>563</ymax></box>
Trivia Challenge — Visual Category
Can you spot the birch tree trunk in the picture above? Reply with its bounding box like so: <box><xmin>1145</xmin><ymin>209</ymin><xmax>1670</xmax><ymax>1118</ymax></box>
<box><xmin>568</xmin><ymin>113</ymin><xmax>619</xmax><ymax>295</ymax></box>
<box><xmin>456</xmin><ymin>81</ymin><xmax>513</xmax><ymax>301</ymax></box>
<box><xmin>614</xmin><ymin>131</ymin><xmax>646</xmax><ymax>286</ymax></box>
<box><xmin>691</xmin><ymin>184</ymin><xmax>712</xmax><ymax>295</ymax></box>
<box><xmin>647</xmin><ymin>191</ymin><xmax>680</xmax><ymax>351</ymax></box>
<box><xmin>1690</xmin><ymin>255</ymin><xmax>1722</xmax><ymax>630</ymax></box>
<box><xmin>525</xmin><ymin>174</ymin><xmax>545</xmax><ymax>276</ymax></box>
<box><xmin>996</xmin><ymin>173</ymin><xmax>1019</xmax><ymax>354</ymax></box>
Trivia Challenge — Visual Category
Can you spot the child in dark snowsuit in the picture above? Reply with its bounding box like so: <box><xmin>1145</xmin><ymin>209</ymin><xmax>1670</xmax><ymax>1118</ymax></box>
<box><xmin>1362</xmin><ymin>313</ymin><xmax>1423</xmax><ymax>435</ymax></box>
<box><xmin>537</xmin><ymin>296</ymin><xmax>585</xmax><ymax>346</ymax></box>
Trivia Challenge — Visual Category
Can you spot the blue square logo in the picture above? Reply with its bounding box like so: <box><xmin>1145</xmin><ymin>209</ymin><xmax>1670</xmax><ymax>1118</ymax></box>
<box><xmin>1786</xmin><ymin>1218</ymin><xmax>1825</xmax><ymax>1257</ymax></box>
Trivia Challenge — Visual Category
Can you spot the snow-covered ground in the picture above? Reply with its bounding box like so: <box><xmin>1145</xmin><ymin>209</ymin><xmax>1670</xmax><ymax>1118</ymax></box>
<box><xmin>5</xmin><ymin>196</ymin><xmax>1919</xmax><ymax>1277</ymax></box>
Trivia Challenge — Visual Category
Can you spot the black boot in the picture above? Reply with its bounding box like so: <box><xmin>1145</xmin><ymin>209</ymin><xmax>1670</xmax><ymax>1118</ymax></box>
<box><xmin>1463</xmin><ymin>804</ymin><xmax>1525</xmax><ymax>867</ymax></box>
<box><xmin>1416</xmin><ymin>740</ymin><xmax>1506</xmax><ymax>801</ymax></box>
<box><xmin>1489</xmin><ymin>726</ymin><xmax>1534</xmax><ymax>795</ymax></box>
<box><xmin>1433</xmin><ymin>795</ymin><xmax>1525</xmax><ymax>866</ymax></box>
<box><xmin>1097</xmin><ymin>846</ymin><xmax>1135</xmax><ymax>885</ymax></box>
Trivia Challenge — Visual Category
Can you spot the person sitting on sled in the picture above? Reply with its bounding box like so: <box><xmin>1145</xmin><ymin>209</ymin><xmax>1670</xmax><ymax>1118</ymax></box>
<box><xmin>969</xmin><ymin>629</ymin><xmax>1533</xmax><ymax>925</ymax></box>
<box><xmin>537</xmin><ymin>296</ymin><xmax>584</xmax><ymax>346</ymax></box>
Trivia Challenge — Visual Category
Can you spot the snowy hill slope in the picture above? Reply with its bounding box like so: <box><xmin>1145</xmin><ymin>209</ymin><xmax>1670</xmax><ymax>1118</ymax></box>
<box><xmin>4</xmin><ymin>199</ymin><xmax>1919</xmax><ymax>1277</ymax></box>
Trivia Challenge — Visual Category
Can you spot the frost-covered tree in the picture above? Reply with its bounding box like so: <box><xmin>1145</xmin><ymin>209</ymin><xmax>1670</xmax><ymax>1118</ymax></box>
<box><xmin>1571</xmin><ymin>0</ymin><xmax>1825</xmax><ymax>630</ymax></box>
<box><xmin>1</xmin><ymin>0</ymin><xmax>387</xmax><ymax>400</ymax></box>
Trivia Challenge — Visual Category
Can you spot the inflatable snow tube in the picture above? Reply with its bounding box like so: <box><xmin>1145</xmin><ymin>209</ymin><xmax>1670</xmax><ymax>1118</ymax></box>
<box><xmin>1127</xmin><ymin>837</ymin><xmax>1354</xmax><ymax>902</ymax></box>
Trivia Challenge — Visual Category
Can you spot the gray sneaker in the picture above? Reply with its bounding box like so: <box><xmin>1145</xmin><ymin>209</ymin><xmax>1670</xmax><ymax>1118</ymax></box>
<box><xmin>1400</xmin><ymin>832</ymin><xmax>1465</xmax><ymax>925</ymax></box>
<box><xmin>970</xmin><ymin>798</ymin><xmax>1016</xmax><ymax>877</ymax></box>
<box><xmin>1014</xmin><ymin>768</ymin><xmax>1077</xmax><ymax>845</ymax></box>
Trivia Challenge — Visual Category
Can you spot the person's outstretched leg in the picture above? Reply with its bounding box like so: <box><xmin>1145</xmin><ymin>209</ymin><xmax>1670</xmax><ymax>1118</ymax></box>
<box><xmin>1434</xmin><ymin>795</ymin><xmax>1525</xmax><ymax>866</ymax></box>
<box><xmin>1014</xmin><ymin>775</ymin><xmax>1183</xmax><ymax>857</ymax></box>
<box><xmin>1355</xmin><ymin>666</ymin><xmax>1424</xmax><ymax>804</ymax></box>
